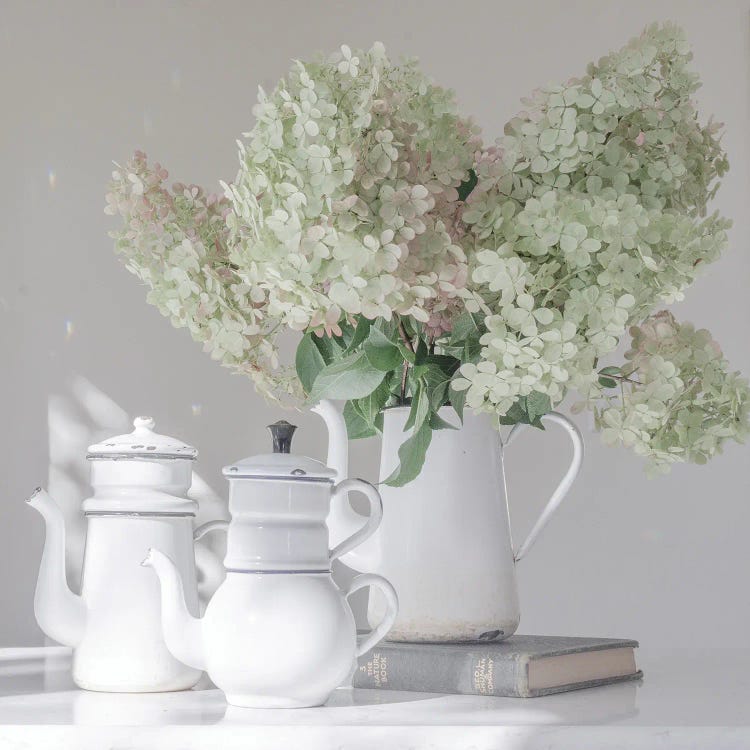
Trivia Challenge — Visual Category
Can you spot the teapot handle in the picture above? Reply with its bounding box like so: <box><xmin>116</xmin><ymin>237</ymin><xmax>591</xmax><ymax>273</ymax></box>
<box><xmin>346</xmin><ymin>573</ymin><xmax>399</xmax><ymax>657</ymax></box>
<box><xmin>504</xmin><ymin>412</ymin><xmax>584</xmax><ymax>562</ymax></box>
<box><xmin>328</xmin><ymin>479</ymin><xmax>383</xmax><ymax>562</ymax></box>
<box><xmin>192</xmin><ymin>520</ymin><xmax>229</xmax><ymax>599</ymax></box>
<box><xmin>193</xmin><ymin>520</ymin><xmax>229</xmax><ymax>541</ymax></box>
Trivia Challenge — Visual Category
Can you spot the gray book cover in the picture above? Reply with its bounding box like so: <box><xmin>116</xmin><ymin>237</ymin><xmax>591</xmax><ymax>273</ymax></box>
<box><xmin>354</xmin><ymin>635</ymin><xmax>642</xmax><ymax>698</ymax></box>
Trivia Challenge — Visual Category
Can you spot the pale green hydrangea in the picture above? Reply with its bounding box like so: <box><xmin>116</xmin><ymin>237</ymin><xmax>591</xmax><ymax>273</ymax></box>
<box><xmin>105</xmin><ymin>151</ymin><xmax>301</xmax><ymax>400</ymax></box>
<box><xmin>589</xmin><ymin>312</ymin><xmax>749</xmax><ymax>475</ymax></box>
<box><xmin>454</xmin><ymin>22</ymin><xmax>732</xmax><ymax>430</ymax></box>
<box><xmin>224</xmin><ymin>42</ymin><xmax>479</xmax><ymax>341</ymax></box>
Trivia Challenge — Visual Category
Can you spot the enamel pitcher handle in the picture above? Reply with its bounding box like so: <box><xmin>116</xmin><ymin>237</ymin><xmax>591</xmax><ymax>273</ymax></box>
<box><xmin>328</xmin><ymin>479</ymin><xmax>383</xmax><ymax>562</ymax></box>
<box><xmin>504</xmin><ymin>412</ymin><xmax>584</xmax><ymax>562</ymax></box>
<box><xmin>347</xmin><ymin>574</ymin><xmax>399</xmax><ymax>657</ymax></box>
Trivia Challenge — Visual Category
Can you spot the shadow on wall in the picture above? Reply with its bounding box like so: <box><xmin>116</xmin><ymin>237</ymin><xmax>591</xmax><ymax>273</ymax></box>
<box><xmin>46</xmin><ymin>375</ymin><xmax>227</xmax><ymax>620</ymax></box>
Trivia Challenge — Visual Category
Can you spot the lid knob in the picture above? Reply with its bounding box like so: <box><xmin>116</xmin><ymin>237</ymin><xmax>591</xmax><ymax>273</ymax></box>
<box><xmin>268</xmin><ymin>420</ymin><xmax>297</xmax><ymax>454</ymax></box>
<box><xmin>133</xmin><ymin>416</ymin><xmax>156</xmax><ymax>432</ymax></box>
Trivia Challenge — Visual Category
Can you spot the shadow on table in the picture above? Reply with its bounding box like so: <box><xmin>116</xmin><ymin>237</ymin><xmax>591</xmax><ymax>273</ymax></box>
<box><xmin>216</xmin><ymin>680</ymin><xmax>639</xmax><ymax>727</ymax></box>
<box><xmin>0</xmin><ymin>649</ymin><xmax>74</xmax><ymax>697</ymax></box>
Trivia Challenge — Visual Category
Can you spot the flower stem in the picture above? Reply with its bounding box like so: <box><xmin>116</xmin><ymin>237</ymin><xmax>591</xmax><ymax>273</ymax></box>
<box><xmin>605</xmin><ymin>372</ymin><xmax>642</xmax><ymax>386</ymax></box>
<box><xmin>398</xmin><ymin>319</ymin><xmax>415</xmax><ymax>404</ymax></box>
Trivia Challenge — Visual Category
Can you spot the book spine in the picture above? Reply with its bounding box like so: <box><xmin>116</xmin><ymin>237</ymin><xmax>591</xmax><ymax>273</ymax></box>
<box><xmin>353</xmin><ymin>646</ymin><xmax>526</xmax><ymax>697</ymax></box>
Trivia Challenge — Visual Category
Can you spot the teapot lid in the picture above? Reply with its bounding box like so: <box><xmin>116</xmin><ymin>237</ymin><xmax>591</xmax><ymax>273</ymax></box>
<box><xmin>87</xmin><ymin>417</ymin><xmax>198</xmax><ymax>460</ymax></box>
<box><xmin>222</xmin><ymin>420</ymin><xmax>335</xmax><ymax>482</ymax></box>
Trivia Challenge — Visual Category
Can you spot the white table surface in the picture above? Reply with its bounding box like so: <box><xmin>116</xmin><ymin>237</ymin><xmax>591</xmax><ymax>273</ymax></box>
<box><xmin>0</xmin><ymin>646</ymin><xmax>747</xmax><ymax>749</ymax></box>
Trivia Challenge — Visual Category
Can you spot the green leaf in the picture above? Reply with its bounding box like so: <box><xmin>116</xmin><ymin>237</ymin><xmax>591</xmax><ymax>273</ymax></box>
<box><xmin>343</xmin><ymin>401</ymin><xmax>377</xmax><ymax>439</ymax></box>
<box><xmin>450</xmin><ymin>380</ymin><xmax>467</xmax><ymax>421</ymax></box>
<box><xmin>450</xmin><ymin>312</ymin><xmax>483</xmax><ymax>344</ymax></box>
<box><xmin>414</xmin><ymin>337</ymin><xmax>428</xmax><ymax>365</ymax></box>
<box><xmin>404</xmin><ymin>382</ymin><xmax>429</xmax><ymax>432</ymax></box>
<box><xmin>464</xmin><ymin>337</ymin><xmax>482</xmax><ymax>364</ymax></box>
<box><xmin>457</xmin><ymin>168</ymin><xmax>478</xmax><ymax>202</ymax></box>
<box><xmin>426</xmin><ymin>382</ymin><xmax>449</xmax><ymax>412</ymax></box>
<box><xmin>355</xmin><ymin>377</ymin><xmax>392</xmax><ymax>427</ymax></box>
<box><xmin>526</xmin><ymin>391</ymin><xmax>552</xmax><ymax>423</ymax></box>
<box><xmin>332</xmin><ymin>318</ymin><xmax>354</xmax><ymax>349</ymax></box>
<box><xmin>406</xmin><ymin>367</ymin><xmax>421</xmax><ymax>400</ymax></box>
<box><xmin>400</xmin><ymin>317</ymin><xmax>419</xmax><ymax>340</ymax></box>
<box><xmin>436</xmin><ymin>343</ymin><xmax>464</xmax><ymax>359</ymax></box>
<box><xmin>498</xmin><ymin>397</ymin><xmax>530</xmax><ymax>426</ymax></box>
<box><xmin>385</xmin><ymin>369</ymin><xmax>405</xmax><ymax>401</ymax></box>
<box><xmin>307</xmin><ymin>351</ymin><xmax>387</xmax><ymax>403</ymax></box>
<box><xmin>345</xmin><ymin>316</ymin><xmax>372</xmax><ymax>353</ymax></box>
<box><xmin>364</xmin><ymin>328</ymin><xmax>403</xmax><ymax>371</ymax></box>
<box><xmin>295</xmin><ymin>333</ymin><xmax>327</xmax><ymax>394</ymax></box>
<box><xmin>383</xmin><ymin>421</ymin><xmax>433</xmax><ymax>487</ymax></box>
<box><xmin>429</xmin><ymin>410</ymin><xmax>457</xmax><ymax>430</ymax></box>
<box><xmin>450</xmin><ymin>313</ymin><xmax>484</xmax><ymax>365</ymax></box>
<box><xmin>396</xmin><ymin>341</ymin><xmax>416</xmax><ymax>364</ymax></box>
<box><xmin>598</xmin><ymin>375</ymin><xmax>618</xmax><ymax>388</ymax></box>
<box><xmin>420</xmin><ymin>361</ymin><xmax>458</xmax><ymax>411</ymax></box>
<box><xmin>374</xmin><ymin>317</ymin><xmax>399</xmax><ymax>340</ymax></box>
<box><xmin>599</xmin><ymin>366</ymin><xmax>622</xmax><ymax>377</ymax></box>
<box><xmin>498</xmin><ymin>393</ymin><xmax>550</xmax><ymax>429</ymax></box>
<box><xmin>424</xmin><ymin>354</ymin><xmax>460</xmax><ymax>376</ymax></box>
<box><xmin>311</xmin><ymin>334</ymin><xmax>343</xmax><ymax>365</ymax></box>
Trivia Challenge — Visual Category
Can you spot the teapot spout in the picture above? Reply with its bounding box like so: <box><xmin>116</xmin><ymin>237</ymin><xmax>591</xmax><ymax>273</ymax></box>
<box><xmin>27</xmin><ymin>488</ymin><xmax>87</xmax><ymax>647</ymax></box>
<box><xmin>142</xmin><ymin>549</ymin><xmax>206</xmax><ymax>671</ymax></box>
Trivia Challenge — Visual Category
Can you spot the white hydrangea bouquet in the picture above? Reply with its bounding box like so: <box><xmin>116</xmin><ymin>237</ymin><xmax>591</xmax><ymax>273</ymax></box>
<box><xmin>106</xmin><ymin>23</ymin><xmax>748</xmax><ymax>484</ymax></box>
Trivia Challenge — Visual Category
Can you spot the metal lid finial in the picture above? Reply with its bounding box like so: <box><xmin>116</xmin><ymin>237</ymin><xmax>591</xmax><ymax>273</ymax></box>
<box><xmin>268</xmin><ymin>421</ymin><xmax>297</xmax><ymax>454</ymax></box>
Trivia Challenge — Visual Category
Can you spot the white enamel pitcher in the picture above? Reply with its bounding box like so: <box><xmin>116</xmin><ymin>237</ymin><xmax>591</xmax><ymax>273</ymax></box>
<box><xmin>313</xmin><ymin>401</ymin><xmax>583</xmax><ymax>642</ymax></box>
<box><xmin>27</xmin><ymin>417</ymin><xmax>223</xmax><ymax>692</ymax></box>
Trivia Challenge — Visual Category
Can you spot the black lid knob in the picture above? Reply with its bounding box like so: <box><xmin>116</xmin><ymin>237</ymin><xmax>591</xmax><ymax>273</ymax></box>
<box><xmin>268</xmin><ymin>420</ymin><xmax>297</xmax><ymax>454</ymax></box>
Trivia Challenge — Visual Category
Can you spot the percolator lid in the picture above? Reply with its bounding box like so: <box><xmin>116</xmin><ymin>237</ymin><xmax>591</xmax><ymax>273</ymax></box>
<box><xmin>87</xmin><ymin>417</ymin><xmax>198</xmax><ymax>460</ymax></box>
<box><xmin>222</xmin><ymin>420</ymin><xmax>335</xmax><ymax>482</ymax></box>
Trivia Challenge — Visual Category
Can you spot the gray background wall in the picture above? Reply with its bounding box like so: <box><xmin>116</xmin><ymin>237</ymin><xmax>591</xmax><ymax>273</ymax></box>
<box><xmin>2</xmin><ymin>0</ymin><xmax>748</xmax><ymax>648</ymax></box>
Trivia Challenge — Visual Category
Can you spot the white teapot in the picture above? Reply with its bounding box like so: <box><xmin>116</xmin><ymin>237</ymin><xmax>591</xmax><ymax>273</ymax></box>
<box><xmin>143</xmin><ymin>420</ymin><xmax>398</xmax><ymax>708</ymax></box>
<box><xmin>27</xmin><ymin>417</ymin><xmax>221</xmax><ymax>693</ymax></box>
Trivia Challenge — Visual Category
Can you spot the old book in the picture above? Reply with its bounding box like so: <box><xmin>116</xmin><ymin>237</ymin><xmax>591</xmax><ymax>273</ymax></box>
<box><xmin>353</xmin><ymin>635</ymin><xmax>641</xmax><ymax>698</ymax></box>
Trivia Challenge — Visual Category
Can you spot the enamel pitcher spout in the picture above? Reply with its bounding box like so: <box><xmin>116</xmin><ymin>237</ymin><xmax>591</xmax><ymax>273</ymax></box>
<box><xmin>313</xmin><ymin>399</ymin><xmax>584</xmax><ymax>642</ymax></box>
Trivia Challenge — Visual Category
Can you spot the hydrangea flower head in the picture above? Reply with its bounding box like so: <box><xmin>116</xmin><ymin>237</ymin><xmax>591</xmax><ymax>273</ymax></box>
<box><xmin>455</xmin><ymin>22</ymin><xmax>732</xmax><ymax>434</ymax></box>
<box><xmin>591</xmin><ymin>312</ymin><xmax>749</xmax><ymax>475</ymax></box>
<box><xmin>224</xmin><ymin>43</ymin><xmax>481</xmax><ymax>339</ymax></box>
